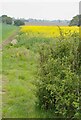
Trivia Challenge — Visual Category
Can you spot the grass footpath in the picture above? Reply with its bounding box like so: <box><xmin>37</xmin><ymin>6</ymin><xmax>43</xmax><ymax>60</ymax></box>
<box><xmin>2</xmin><ymin>47</ymin><xmax>37</xmax><ymax>117</ymax></box>
<box><xmin>0</xmin><ymin>23</ymin><xmax>18</xmax><ymax>43</ymax></box>
<box><xmin>2</xmin><ymin>31</ymin><xmax>56</xmax><ymax>118</ymax></box>
<box><xmin>2</xmin><ymin>46</ymin><xmax>53</xmax><ymax>118</ymax></box>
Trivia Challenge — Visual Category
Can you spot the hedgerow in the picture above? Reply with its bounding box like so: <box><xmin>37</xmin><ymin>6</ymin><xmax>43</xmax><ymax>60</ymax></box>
<box><xmin>36</xmin><ymin>33</ymin><xmax>80</xmax><ymax>119</ymax></box>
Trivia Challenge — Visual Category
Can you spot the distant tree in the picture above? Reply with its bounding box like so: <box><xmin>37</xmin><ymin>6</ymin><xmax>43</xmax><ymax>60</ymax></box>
<box><xmin>1</xmin><ymin>15</ymin><xmax>7</xmax><ymax>18</ymax></box>
<box><xmin>6</xmin><ymin>17</ymin><xmax>12</xmax><ymax>24</ymax></box>
<box><xmin>69</xmin><ymin>15</ymin><xmax>81</xmax><ymax>26</ymax></box>
<box><xmin>14</xmin><ymin>20</ymin><xmax>25</xmax><ymax>26</ymax></box>
<box><xmin>1</xmin><ymin>15</ymin><xmax>12</xmax><ymax>24</ymax></box>
<box><xmin>1</xmin><ymin>15</ymin><xmax>7</xmax><ymax>23</ymax></box>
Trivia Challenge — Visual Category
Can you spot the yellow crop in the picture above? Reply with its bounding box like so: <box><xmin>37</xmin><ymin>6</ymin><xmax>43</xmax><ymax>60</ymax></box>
<box><xmin>20</xmin><ymin>26</ymin><xmax>79</xmax><ymax>38</ymax></box>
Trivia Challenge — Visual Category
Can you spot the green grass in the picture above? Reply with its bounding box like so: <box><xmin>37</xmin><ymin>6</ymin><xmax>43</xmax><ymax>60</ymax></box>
<box><xmin>2</xmin><ymin>46</ymin><xmax>36</xmax><ymax>117</ymax></box>
<box><xmin>2</xmin><ymin>45</ymin><xmax>55</xmax><ymax>118</ymax></box>
<box><xmin>2</xmin><ymin>31</ymin><xmax>57</xmax><ymax>118</ymax></box>
<box><xmin>0</xmin><ymin>23</ymin><xmax>18</xmax><ymax>118</ymax></box>
<box><xmin>0</xmin><ymin>23</ymin><xmax>18</xmax><ymax>43</ymax></box>
<box><xmin>2</xmin><ymin>31</ymin><xmax>79</xmax><ymax>118</ymax></box>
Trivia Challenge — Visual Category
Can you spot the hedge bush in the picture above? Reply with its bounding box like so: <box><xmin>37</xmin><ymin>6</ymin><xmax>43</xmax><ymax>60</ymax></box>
<box><xmin>36</xmin><ymin>33</ymin><xmax>80</xmax><ymax>119</ymax></box>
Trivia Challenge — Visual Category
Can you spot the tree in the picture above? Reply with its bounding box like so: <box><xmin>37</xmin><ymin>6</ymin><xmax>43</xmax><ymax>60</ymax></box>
<box><xmin>69</xmin><ymin>15</ymin><xmax>81</xmax><ymax>26</ymax></box>
<box><xmin>6</xmin><ymin>17</ymin><xmax>12</xmax><ymax>24</ymax></box>
<box><xmin>1</xmin><ymin>15</ymin><xmax>7</xmax><ymax>23</ymax></box>
<box><xmin>1</xmin><ymin>15</ymin><xmax>12</xmax><ymax>24</ymax></box>
<box><xmin>14</xmin><ymin>20</ymin><xmax>25</xmax><ymax>26</ymax></box>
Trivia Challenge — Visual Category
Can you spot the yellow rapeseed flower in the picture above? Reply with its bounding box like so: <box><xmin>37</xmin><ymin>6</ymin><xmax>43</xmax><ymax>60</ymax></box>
<box><xmin>20</xmin><ymin>26</ymin><xmax>79</xmax><ymax>38</ymax></box>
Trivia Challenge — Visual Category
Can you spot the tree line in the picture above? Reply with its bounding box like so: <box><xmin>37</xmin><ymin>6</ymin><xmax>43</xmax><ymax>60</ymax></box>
<box><xmin>0</xmin><ymin>15</ymin><xmax>25</xmax><ymax>26</ymax></box>
<box><xmin>0</xmin><ymin>14</ymin><xmax>81</xmax><ymax>26</ymax></box>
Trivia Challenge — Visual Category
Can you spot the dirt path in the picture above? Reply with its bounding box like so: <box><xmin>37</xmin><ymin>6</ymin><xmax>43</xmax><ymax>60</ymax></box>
<box><xmin>0</xmin><ymin>30</ymin><xmax>18</xmax><ymax>50</ymax></box>
<box><xmin>0</xmin><ymin>29</ymin><xmax>19</xmax><ymax>93</ymax></box>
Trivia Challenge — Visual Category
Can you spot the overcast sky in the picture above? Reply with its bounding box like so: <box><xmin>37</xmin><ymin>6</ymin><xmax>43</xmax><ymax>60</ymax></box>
<box><xmin>0</xmin><ymin>0</ymin><xmax>79</xmax><ymax>20</ymax></box>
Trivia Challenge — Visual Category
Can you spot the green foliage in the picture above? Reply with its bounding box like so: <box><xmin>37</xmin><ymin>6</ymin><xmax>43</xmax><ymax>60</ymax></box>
<box><xmin>0</xmin><ymin>23</ymin><xmax>18</xmax><ymax>43</ymax></box>
<box><xmin>2</xmin><ymin>27</ymin><xmax>81</xmax><ymax>118</ymax></box>
<box><xmin>16</xmin><ymin>32</ymin><xmax>51</xmax><ymax>52</ymax></box>
<box><xmin>14</xmin><ymin>20</ymin><xmax>25</xmax><ymax>26</ymax></box>
<box><xmin>36</xmin><ymin>33</ymin><xmax>80</xmax><ymax>118</ymax></box>
<box><xmin>69</xmin><ymin>15</ymin><xmax>81</xmax><ymax>26</ymax></box>
<box><xmin>6</xmin><ymin>17</ymin><xmax>12</xmax><ymax>24</ymax></box>
<box><xmin>1</xmin><ymin>15</ymin><xmax>12</xmax><ymax>25</ymax></box>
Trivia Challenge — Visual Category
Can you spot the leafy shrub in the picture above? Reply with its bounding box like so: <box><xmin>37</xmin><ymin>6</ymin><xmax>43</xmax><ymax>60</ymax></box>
<box><xmin>36</xmin><ymin>33</ymin><xmax>80</xmax><ymax>118</ymax></box>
